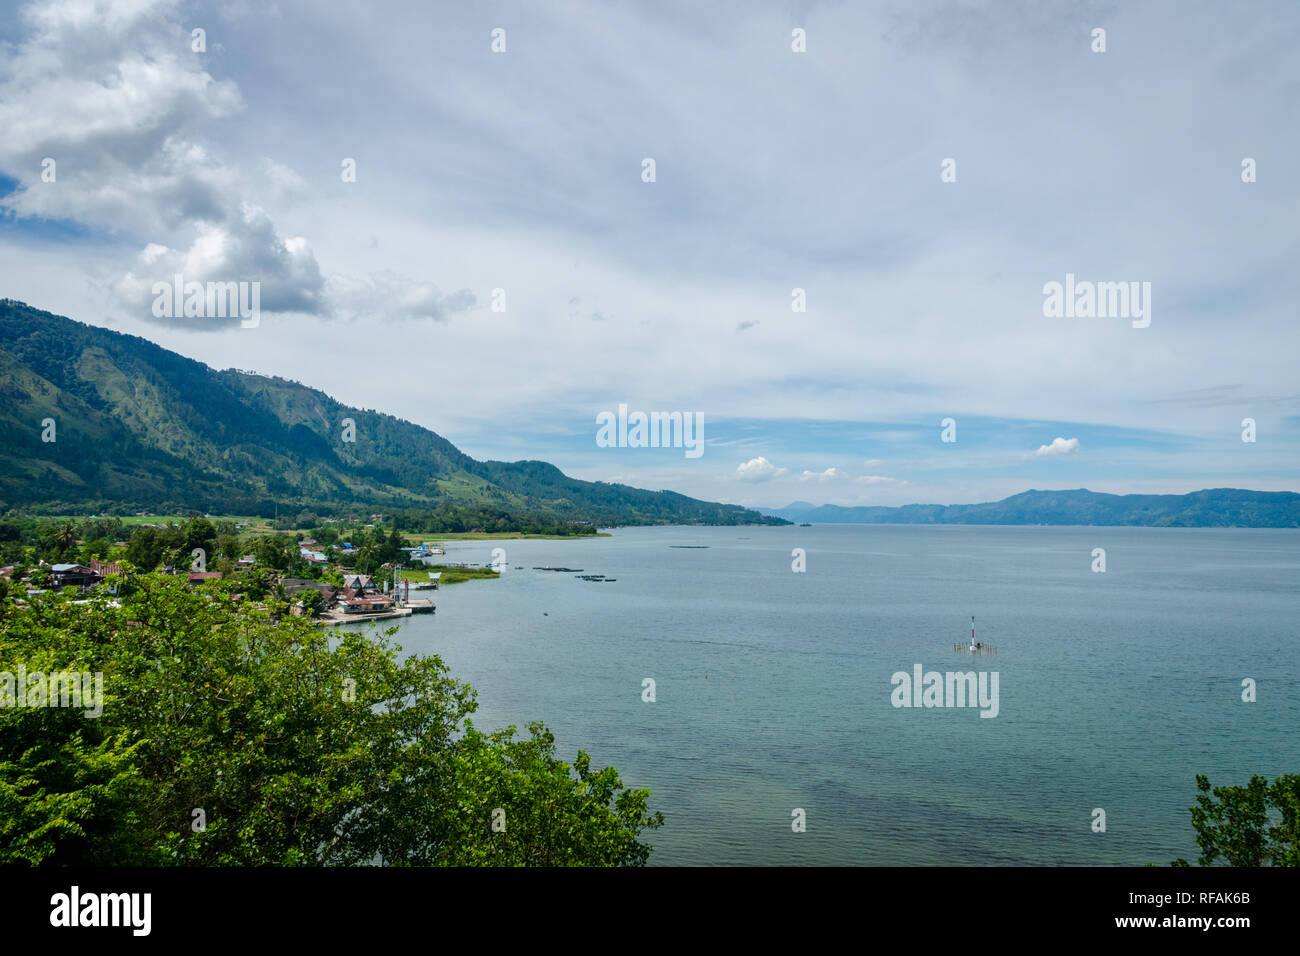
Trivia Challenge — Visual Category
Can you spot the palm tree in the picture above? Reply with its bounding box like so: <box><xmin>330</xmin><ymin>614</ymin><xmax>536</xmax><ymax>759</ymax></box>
<box><xmin>51</xmin><ymin>521</ymin><xmax>78</xmax><ymax>558</ymax></box>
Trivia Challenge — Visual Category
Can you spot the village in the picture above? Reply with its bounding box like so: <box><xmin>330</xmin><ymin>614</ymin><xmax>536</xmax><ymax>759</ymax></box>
<box><xmin>0</xmin><ymin>518</ymin><xmax>485</xmax><ymax>626</ymax></box>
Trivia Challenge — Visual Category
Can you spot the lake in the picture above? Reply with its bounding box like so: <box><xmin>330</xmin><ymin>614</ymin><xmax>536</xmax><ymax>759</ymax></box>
<box><xmin>350</xmin><ymin>524</ymin><xmax>1300</xmax><ymax>865</ymax></box>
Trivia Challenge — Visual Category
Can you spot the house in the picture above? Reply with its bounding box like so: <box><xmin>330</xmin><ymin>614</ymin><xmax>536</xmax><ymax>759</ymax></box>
<box><xmin>338</xmin><ymin>574</ymin><xmax>394</xmax><ymax>614</ymax></box>
<box><xmin>282</xmin><ymin>580</ymin><xmax>338</xmax><ymax>608</ymax></box>
<box><xmin>89</xmin><ymin>558</ymin><xmax>123</xmax><ymax>577</ymax></box>
<box><xmin>282</xmin><ymin>578</ymin><xmax>337</xmax><ymax>599</ymax></box>
<box><xmin>300</xmin><ymin>547</ymin><xmax>328</xmax><ymax>564</ymax></box>
<box><xmin>49</xmin><ymin>564</ymin><xmax>101</xmax><ymax>588</ymax></box>
<box><xmin>340</xmin><ymin>592</ymin><xmax>394</xmax><ymax>614</ymax></box>
<box><xmin>187</xmin><ymin>571</ymin><xmax>223</xmax><ymax>584</ymax></box>
<box><xmin>236</xmin><ymin>555</ymin><xmax>256</xmax><ymax>568</ymax></box>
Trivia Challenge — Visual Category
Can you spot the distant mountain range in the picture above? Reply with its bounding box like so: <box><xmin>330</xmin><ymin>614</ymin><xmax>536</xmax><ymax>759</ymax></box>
<box><xmin>759</xmin><ymin>489</ymin><xmax>1300</xmax><ymax>528</ymax></box>
<box><xmin>0</xmin><ymin>299</ymin><xmax>785</xmax><ymax>526</ymax></box>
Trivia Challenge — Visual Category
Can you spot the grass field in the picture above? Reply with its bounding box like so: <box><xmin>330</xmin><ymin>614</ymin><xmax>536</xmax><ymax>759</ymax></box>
<box><xmin>398</xmin><ymin>565</ymin><xmax>501</xmax><ymax>585</ymax></box>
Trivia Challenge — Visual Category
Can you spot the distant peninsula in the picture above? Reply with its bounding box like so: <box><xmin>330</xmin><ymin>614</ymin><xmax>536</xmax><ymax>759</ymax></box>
<box><xmin>760</xmin><ymin>489</ymin><xmax>1300</xmax><ymax>528</ymax></box>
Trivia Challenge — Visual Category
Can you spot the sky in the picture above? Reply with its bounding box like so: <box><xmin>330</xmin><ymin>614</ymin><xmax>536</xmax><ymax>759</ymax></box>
<box><xmin>0</xmin><ymin>0</ymin><xmax>1297</xmax><ymax>510</ymax></box>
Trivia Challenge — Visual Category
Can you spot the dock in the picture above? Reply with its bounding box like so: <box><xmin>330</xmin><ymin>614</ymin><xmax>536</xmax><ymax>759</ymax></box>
<box><xmin>317</xmin><ymin>599</ymin><xmax>435</xmax><ymax>627</ymax></box>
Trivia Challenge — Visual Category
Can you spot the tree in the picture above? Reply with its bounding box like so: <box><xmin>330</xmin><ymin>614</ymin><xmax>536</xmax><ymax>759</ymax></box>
<box><xmin>251</xmin><ymin>533</ymin><xmax>293</xmax><ymax>571</ymax></box>
<box><xmin>216</xmin><ymin>535</ymin><xmax>242</xmax><ymax>562</ymax></box>
<box><xmin>1172</xmin><ymin>774</ymin><xmax>1300</xmax><ymax>866</ymax></box>
<box><xmin>81</xmin><ymin>537</ymin><xmax>111</xmax><ymax>562</ymax></box>
<box><xmin>180</xmin><ymin>518</ymin><xmax>217</xmax><ymax>557</ymax></box>
<box><xmin>124</xmin><ymin>527</ymin><xmax>164</xmax><ymax>571</ymax></box>
<box><xmin>52</xmin><ymin>521</ymin><xmax>78</xmax><ymax>554</ymax></box>
<box><xmin>0</xmin><ymin>574</ymin><xmax>661</xmax><ymax>866</ymax></box>
<box><xmin>298</xmin><ymin>589</ymin><xmax>325</xmax><ymax>618</ymax></box>
<box><xmin>429</xmin><ymin>722</ymin><xmax>664</xmax><ymax>866</ymax></box>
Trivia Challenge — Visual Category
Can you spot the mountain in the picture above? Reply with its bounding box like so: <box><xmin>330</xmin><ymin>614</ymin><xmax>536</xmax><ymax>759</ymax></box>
<box><xmin>756</xmin><ymin>500</ymin><xmax>814</xmax><ymax>519</ymax></box>
<box><xmin>0</xmin><ymin>299</ymin><xmax>786</xmax><ymax>527</ymax></box>
<box><xmin>764</xmin><ymin>489</ymin><xmax>1300</xmax><ymax>528</ymax></box>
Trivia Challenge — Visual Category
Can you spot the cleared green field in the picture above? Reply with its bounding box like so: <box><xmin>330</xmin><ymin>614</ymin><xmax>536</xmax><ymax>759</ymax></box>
<box><xmin>398</xmin><ymin>566</ymin><xmax>500</xmax><ymax>585</ymax></box>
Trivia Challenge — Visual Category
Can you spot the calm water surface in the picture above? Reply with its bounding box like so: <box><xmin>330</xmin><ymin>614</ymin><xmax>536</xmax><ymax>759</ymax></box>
<box><xmin>345</xmin><ymin>525</ymin><xmax>1300</xmax><ymax>865</ymax></box>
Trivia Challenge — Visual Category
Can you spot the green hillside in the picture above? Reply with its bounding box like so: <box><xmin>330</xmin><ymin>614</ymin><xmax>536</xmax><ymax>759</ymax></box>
<box><xmin>766</xmin><ymin>488</ymin><xmax>1300</xmax><ymax>528</ymax></box>
<box><xmin>0</xmin><ymin>299</ymin><xmax>785</xmax><ymax>527</ymax></box>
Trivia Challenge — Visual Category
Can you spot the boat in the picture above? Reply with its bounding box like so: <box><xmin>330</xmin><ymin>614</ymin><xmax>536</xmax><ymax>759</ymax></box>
<box><xmin>404</xmin><ymin>542</ymin><xmax>447</xmax><ymax>565</ymax></box>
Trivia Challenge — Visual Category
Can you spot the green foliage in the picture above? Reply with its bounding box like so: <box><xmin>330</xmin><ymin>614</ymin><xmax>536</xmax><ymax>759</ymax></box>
<box><xmin>124</xmin><ymin>528</ymin><xmax>164</xmax><ymax>571</ymax></box>
<box><xmin>1172</xmin><ymin>774</ymin><xmax>1300</xmax><ymax>866</ymax></box>
<box><xmin>407</xmin><ymin>565</ymin><xmax>499</xmax><ymax>585</ymax></box>
<box><xmin>434</xmin><ymin>722</ymin><xmax>664</xmax><ymax>866</ymax></box>
<box><xmin>297</xmin><ymin>589</ymin><xmax>325</xmax><ymax>618</ymax></box>
<box><xmin>311</xmin><ymin>526</ymin><xmax>339</xmax><ymax>546</ymax></box>
<box><xmin>0</xmin><ymin>574</ymin><xmax>661</xmax><ymax>866</ymax></box>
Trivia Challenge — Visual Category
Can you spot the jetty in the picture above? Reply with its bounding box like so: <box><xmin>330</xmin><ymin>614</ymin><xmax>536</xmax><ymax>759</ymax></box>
<box><xmin>318</xmin><ymin>598</ymin><xmax>434</xmax><ymax>626</ymax></box>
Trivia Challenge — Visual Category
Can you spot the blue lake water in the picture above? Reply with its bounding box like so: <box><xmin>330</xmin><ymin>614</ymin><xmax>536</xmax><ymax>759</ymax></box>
<box><xmin>351</xmin><ymin>525</ymin><xmax>1300</xmax><ymax>865</ymax></box>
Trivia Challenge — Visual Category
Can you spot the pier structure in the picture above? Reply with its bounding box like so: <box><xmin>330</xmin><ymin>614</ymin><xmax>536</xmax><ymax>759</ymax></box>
<box><xmin>954</xmin><ymin>615</ymin><xmax>997</xmax><ymax>653</ymax></box>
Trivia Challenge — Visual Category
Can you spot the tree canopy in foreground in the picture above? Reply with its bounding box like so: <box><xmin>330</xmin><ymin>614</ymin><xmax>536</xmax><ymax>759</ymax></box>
<box><xmin>1172</xmin><ymin>773</ymin><xmax>1300</xmax><ymax>867</ymax></box>
<box><xmin>0</xmin><ymin>573</ymin><xmax>662</xmax><ymax>866</ymax></box>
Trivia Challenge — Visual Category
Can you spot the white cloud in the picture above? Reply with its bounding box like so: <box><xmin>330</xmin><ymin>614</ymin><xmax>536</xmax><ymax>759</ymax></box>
<box><xmin>736</xmin><ymin>457</ymin><xmax>787</xmax><ymax>482</ymax></box>
<box><xmin>1035</xmin><ymin>437</ymin><xmax>1080</xmax><ymax>457</ymax></box>
<box><xmin>0</xmin><ymin>0</ymin><xmax>243</xmax><ymax>233</ymax></box>
<box><xmin>799</xmin><ymin>467</ymin><xmax>843</xmax><ymax>482</ymax></box>
<box><xmin>863</xmin><ymin>459</ymin><xmax>884</xmax><ymax>468</ymax></box>
<box><xmin>0</xmin><ymin>0</ymin><xmax>462</xmax><ymax>326</ymax></box>
<box><xmin>111</xmin><ymin>204</ymin><xmax>324</xmax><ymax>325</ymax></box>
<box><xmin>857</xmin><ymin>475</ymin><xmax>902</xmax><ymax>485</ymax></box>
<box><xmin>324</xmin><ymin>271</ymin><xmax>476</xmax><ymax>323</ymax></box>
